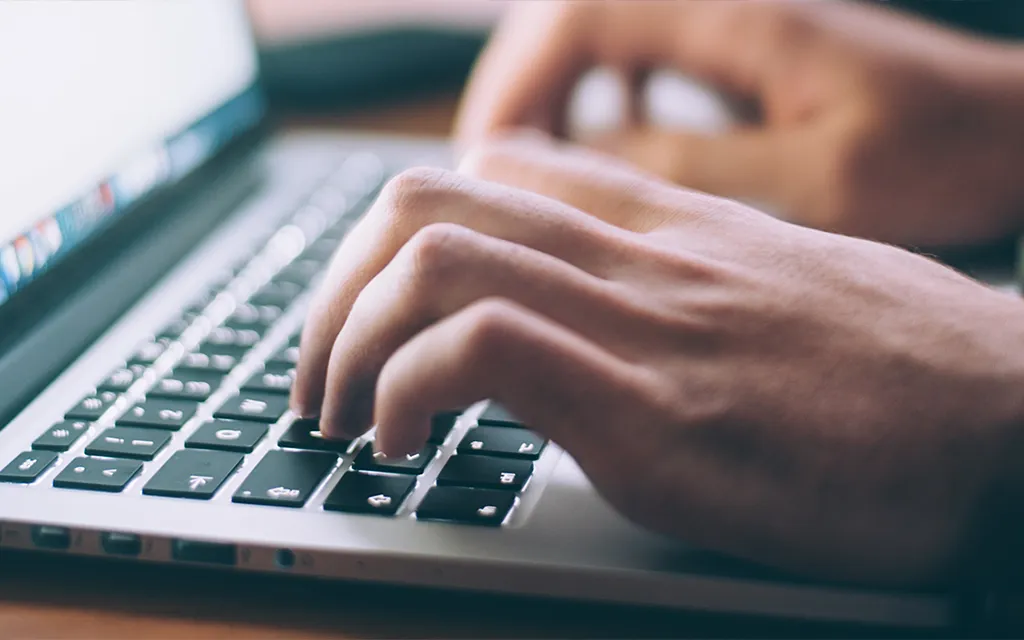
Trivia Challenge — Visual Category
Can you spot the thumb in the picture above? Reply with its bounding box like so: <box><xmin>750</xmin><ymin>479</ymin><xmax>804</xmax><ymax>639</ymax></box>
<box><xmin>585</xmin><ymin>127</ymin><xmax>810</xmax><ymax>215</ymax></box>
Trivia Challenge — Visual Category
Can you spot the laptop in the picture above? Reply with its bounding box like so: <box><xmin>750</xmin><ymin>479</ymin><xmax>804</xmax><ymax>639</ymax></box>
<box><xmin>0</xmin><ymin>1</ymin><xmax>971</xmax><ymax>630</ymax></box>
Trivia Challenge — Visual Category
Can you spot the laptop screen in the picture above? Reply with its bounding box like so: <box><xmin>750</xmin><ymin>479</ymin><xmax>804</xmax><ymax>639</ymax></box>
<box><xmin>0</xmin><ymin>0</ymin><xmax>263</xmax><ymax>308</ymax></box>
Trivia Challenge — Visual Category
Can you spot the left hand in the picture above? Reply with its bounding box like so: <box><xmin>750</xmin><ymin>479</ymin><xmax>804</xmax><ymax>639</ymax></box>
<box><xmin>292</xmin><ymin>135</ymin><xmax>1024</xmax><ymax>585</ymax></box>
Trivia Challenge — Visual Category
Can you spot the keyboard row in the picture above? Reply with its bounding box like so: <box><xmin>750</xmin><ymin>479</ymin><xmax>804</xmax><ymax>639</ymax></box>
<box><xmin>1</xmin><ymin>405</ymin><xmax>546</xmax><ymax>526</ymax></box>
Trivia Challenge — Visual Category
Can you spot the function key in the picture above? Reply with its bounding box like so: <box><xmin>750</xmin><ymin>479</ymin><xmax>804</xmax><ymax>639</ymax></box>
<box><xmin>416</xmin><ymin>486</ymin><xmax>515</xmax><ymax>527</ymax></box>
<box><xmin>0</xmin><ymin>451</ymin><xmax>59</xmax><ymax>484</ymax></box>
<box><xmin>242</xmin><ymin>363</ymin><xmax>295</xmax><ymax>395</ymax></box>
<box><xmin>53</xmin><ymin>457</ymin><xmax>143</xmax><ymax>493</ymax></box>
<box><xmin>85</xmin><ymin>427</ymin><xmax>171</xmax><ymax>460</ymax></box>
<box><xmin>278</xmin><ymin>419</ymin><xmax>352</xmax><ymax>454</ymax></box>
<box><xmin>352</xmin><ymin>444</ymin><xmax>435</xmax><ymax>475</ymax></box>
<box><xmin>117</xmin><ymin>398</ymin><xmax>197</xmax><ymax>430</ymax></box>
<box><xmin>437</xmin><ymin>455</ymin><xmax>533</xmax><ymax>492</ymax></box>
<box><xmin>477</xmin><ymin>403</ymin><xmax>526</xmax><ymax>428</ymax></box>
<box><xmin>143</xmin><ymin>449</ymin><xmax>243</xmax><ymax>500</ymax></box>
<box><xmin>205</xmin><ymin>326</ymin><xmax>262</xmax><ymax>349</ymax></box>
<box><xmin>149</xmin><ymin>368</ymin><xmax>223</xmax><ymax>401</ymax></box>
<box><xmin>32</xmin><ymin>420</ymin><xmax>90</xmax><ymax>452</ymax></box>
<box><xmin>98</xmin><ymin>363</ymin><xmax>147</xmax><ymax>393</ymax></box>
<box><xmin>186</xmin><ymin>420</ymin><xmax>268</xmax><ymax>453</ymax></box>
<box><xmin>66</xmin><ymin>391</ymin><xmax>119</xmax><ymax>421</ymax></box>
<box><xmin>232</xmin><ymin>450</ymin><xmax>338</xmax><ymax>508</ymax></box>
<box><xmin>322</xmin><ymin>472</ymin><xmax>415</xmax><ymax>516</ymax></box>
<box><xmin>458</xmin><ymin>427</ymin><xmax>545</xmax><ymax>460</ymax></box>
<box><xmin>215</xmin><ymin>392</ymin><xmax>290</xmax><ymax>423</ymax></box>
<box><xmin>428</xmin><ymin>412</ymin><xmax>460</xmax><ymax>445</ymax></box>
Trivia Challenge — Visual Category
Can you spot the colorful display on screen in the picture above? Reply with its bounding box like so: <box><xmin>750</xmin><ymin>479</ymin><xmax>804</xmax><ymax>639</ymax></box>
<box><xmin>0</xmin><ymin>86</ymin><xmax>263</xmax><ymax>306</ymax></box>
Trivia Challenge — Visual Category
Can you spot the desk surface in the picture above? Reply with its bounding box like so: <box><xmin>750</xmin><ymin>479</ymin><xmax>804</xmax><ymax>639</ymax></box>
<box><xmin>0</xmin><ymin>95</ymin><xmax>928</xmax><ymax>640</ymax></box>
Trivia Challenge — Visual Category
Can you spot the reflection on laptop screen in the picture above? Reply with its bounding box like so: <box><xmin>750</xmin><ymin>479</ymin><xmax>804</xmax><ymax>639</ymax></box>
<box><xmin>0</xmin><ymin>0</ymin><xmax>262</xmax><ymax>307</ymax></box>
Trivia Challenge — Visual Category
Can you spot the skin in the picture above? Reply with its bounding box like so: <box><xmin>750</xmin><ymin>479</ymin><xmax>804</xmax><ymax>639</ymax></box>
<box><xmin>455</xmin><ymin>0</ymin><xmax>1024</xmax><ymax>248</ymax></box>
<box><xmin>292</xmin><ymin>135</ymin><xmax>1024</xmax><ymax>586</ymax></box>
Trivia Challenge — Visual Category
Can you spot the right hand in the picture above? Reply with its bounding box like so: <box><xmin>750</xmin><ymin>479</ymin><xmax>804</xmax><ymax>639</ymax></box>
<box><xmin>455</xmin><ymin>0</ymin><xmax>1024</xmax><ymax>248</ymax></box>
<box><xmin>293</xmin><ymin>135</ymin><xmax>1024</xmax><ymax>585</ymax></box>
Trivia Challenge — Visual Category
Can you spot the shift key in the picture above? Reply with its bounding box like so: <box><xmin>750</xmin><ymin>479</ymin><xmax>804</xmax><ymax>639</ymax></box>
<box><xmin>232</xmin><ymin>450</ymin><xmax>337</xmax><ymax>508</ymax></box>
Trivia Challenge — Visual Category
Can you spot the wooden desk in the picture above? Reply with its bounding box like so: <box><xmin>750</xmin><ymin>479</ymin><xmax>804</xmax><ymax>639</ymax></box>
<box><xmin>0</xmin><ymin>95</ymin><xmax>918</xmax><ymax>640</ymax></box>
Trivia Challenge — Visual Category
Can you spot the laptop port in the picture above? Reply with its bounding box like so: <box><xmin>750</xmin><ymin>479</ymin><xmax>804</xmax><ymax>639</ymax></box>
<box><xmin>275</xmin><ymin>548</ymin><xmax>296</xmax><ymax>569</ymax></box>
<box><xmin>31</xmin><ymin>525</ymin><xmax>71</xmax><ymax>550</ymax></box>
<box><xmin>171</xmin><ymin>539</ymin><xmax>236</xmax><ymax>566</ymax></box>
<box><xmin>101</xmin><ymin>532</ymin><xmax>142</xmax><ymax>556</ymax></box>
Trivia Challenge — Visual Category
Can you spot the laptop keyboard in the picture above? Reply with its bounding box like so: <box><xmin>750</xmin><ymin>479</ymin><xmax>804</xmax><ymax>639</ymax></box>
<box><xmin>0</xmin><ymin>153</ymin><xmax>547</xmax><ymax>528</ymax></box>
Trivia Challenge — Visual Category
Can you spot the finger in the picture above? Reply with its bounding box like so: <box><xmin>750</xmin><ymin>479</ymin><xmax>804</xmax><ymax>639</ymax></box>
<box><xmin>458</xmin><ymin>133</ymin><xmax>730</xmax><ymax>233</ymax></box>
<box><xmin>373</xmin><ymin>298</ymin><xmax>652</xmax><ymax>471</ymax></box>
<box><xmin>454</xmin><ymin>1</ymin><xmax>593</xmax><ymax>149</ymax></box>
<box><xmin>454</xmin><ymin>1</ymin><xmax>811</xmax><ymax>147</ymax></box>
<box><xmin>292</xmin><ymin>168</ymin><xmax>630</xmax><ymax>418</ymax></box>
<box><xmin>319</xmin><ymin>224</ymin><xmax>637</xmax><ymax>439</ymax></box>
<box><xmin>586</xmin><ymin>126</ymin><xmax>819</xmax><ymax>218</ymax></box>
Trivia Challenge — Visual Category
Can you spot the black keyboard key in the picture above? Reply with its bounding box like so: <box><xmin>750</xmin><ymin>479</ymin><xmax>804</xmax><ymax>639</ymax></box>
<box><xmin>267</xmin><ymin>344</ymin><xmax>300</xmax><ymax>368</ymax></box>
<box><xmin>249</xmin><ymin>280</ymin><xmax>303</xmax><ymax>308</ymax></box>
<box><xmin>129</xmin><ymin>338</ymin><xmax>171</xmax><ymax>365</ymax></box>
<box><xmin>278</xmin><ymin>419</ymin><xmax>353</xmax><ymax>453</ymax></box>
<box><xmin>85</xmin><ymin>427</ymin><xmax>171</xmax><ymax>460</ymax></box>
<box><xmin>241</xmin><ymin>363</ymin><xmax>295</xmax><ymax>394</ymax></box>
<box><xmin>204</xmin><ymin>326</ymin><xmax>262</xmax><ymax>349</ymax></box>
<box><xmin>0</xmin><ymin>451</ymin><xmax>59</xmax><ymax>483</ymax></box>
<box><xmin>458</xmin><ymin>427</ymin><xmax>545</xmax><ymax>460</ymax></box>
<box><xmin>66</xmin><ymin>391</ymin><xmax>119</xmax><ymax>421</ymax></box>
<box><xmin>177</xmin><ymin>342</ymin><xmax>247</xmax><ymax>373</ymax></box>
<box><xmin>33</xmin><ymin>420</ymin><xmax>90</xmax><ymax>452</ymax></box>
<box><xmin>53</xmin><ymin>457</ymin><xmax>143</xmax><ymax>492</ymax></box>
<box><xmin>428</xmin><ymin>412</ymin><xmax>460</xmax><ymax>445</ymax></box>
<box><xmin>143</xmin><ymin>449</ymin><xmax>243</xmax><ymax>500</ymax></box>
<box><xmin>232</xmin><ymin>450</ymin><xmax>337</xmax><ymax>507</ymax></box>
<box><xmin>186</xmin><ymin>420</ymin><xmax>268</xmax><ymax>453</ymax></box>
<box><xmin>98</xmin><ymin>363</ymin><xmax>147</xmax><ymax>392</ymax></box>
<box><xmin>117</xmin><ymin>398</ymin><xmax>197</xmax><ymax>430</ymax></box>
<box><xmin>149</xmin><ymin>369</ymin><xmax>223</xmax><ymax>401</ymax></box>
<box><xmin>322</xmin><ymin>473</ymin><xmax>414</xmax><ymax>516</ymax></box>
<box><xmin>477</xmin><ymin>403</ymin><xmax>526</xmax><ymax>428</ymax></box>
<box><xmin>437</xmin><ymin>455</ymin><xmax>533</xmax><ymax>491</ymax></box>
<box><xmin>225</xmin><ymin>303</ymin><xmax>283</xmax><ymax>332</ymax></box>
<box><xmin>215</xmin><ymin>392</ymin><xmax>290</xmax><ymax>423</ymax></box>
<box><xmin>352</xmin><ymin>444</ymin><xmax>435</xmax><ymax>475</ymax></box>
<box><xmin>416</xmin><ymin>486</ymin><xmax>515</xmax><ymax>526</ymax></box>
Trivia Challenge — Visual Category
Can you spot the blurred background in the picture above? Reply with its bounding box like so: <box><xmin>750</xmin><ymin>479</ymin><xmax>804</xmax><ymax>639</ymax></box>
<box><xmin>246</xmin><ymin>0</ymin><xmax>1024</xmax><ymax>122</ymax></box>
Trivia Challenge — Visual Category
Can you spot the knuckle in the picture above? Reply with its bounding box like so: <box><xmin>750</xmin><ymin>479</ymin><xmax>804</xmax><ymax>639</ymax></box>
<box><xmin>377</xmin><ymin>166</ymin><xmax>459</xmax><ymax>226</ymax></box>
<box><xmin>458</xmin><ymin>299</ymin><xmax>523</xmax><ymax>362</ymax></box>
<box><xmin>401</xmin><ymin>223</ymin><xmax>475</xmax><ymax>289</ymax></box>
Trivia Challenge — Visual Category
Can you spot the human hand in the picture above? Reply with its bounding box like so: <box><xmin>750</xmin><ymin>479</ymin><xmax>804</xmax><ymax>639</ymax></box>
<box><xmin>292</xmin><ymin>135</ymin><xmax>1024</xmax><ymax>585</ymax></box>
<box><xmin>455</xmin><ymin>0</ymin><xmax>1024</xmax><ymax>247</ymax></box>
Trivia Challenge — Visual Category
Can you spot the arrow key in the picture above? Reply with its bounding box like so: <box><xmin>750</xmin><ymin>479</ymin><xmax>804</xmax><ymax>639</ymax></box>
<box><xmin>323</xmin><ymin>472</ymin><xmax>415</xmax><ymax>516</ymax></box>
<box><xmin>143</xmin><ymin>449</ymin><xmax>243</xmax><ymax>500</ymax></box>
<box><xmin>53</xmin><ymin>457</ymin><xmax>142</xmax><ymax>492</ymax></box>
